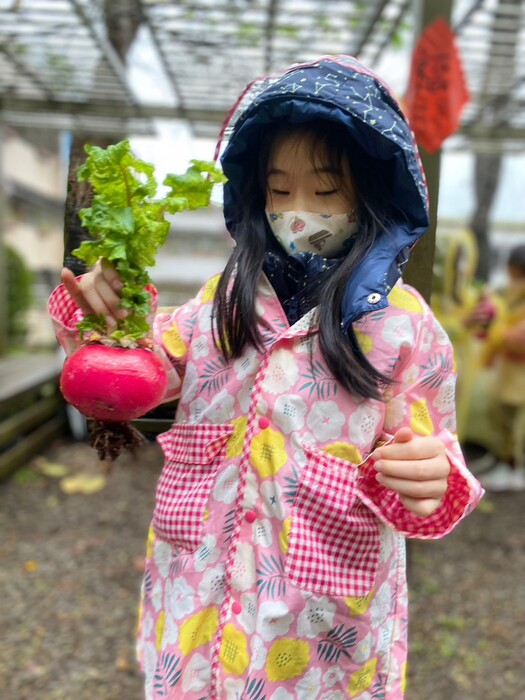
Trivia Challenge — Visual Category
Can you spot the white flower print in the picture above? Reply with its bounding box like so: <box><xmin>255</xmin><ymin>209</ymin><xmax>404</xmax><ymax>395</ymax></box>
<box><xmin>139</xmin><ymin>611</ymin><xmax>154</xmax><ymax>644</ymax></box>
<box><xmin>401</xmin><ymin>362</ymin><xmax>420</xmax><ymax>387</ymax></box>
<box><xmin>238</xmin><ymin>592</ymin><xmax>258</xmax><ymax>635</ymax></box>
<box><xmin>384</xmin><ymin>394</ymin><xmax>407</xmax><ymax>431</ymax></box>
<box><xmin>198</xmin><ymin>565</ymin><xmax>225</xmax><ymax>606</ymax></box>
<box><xmin>440</xmin><ymin>412</ymin><xmax>456</xmax><ymax>432</ymax></box>
<box><xmin>151</xmin><ymin>579</ymin><xmax>163</xmax><ymax>613</ymax></box>
<box><xmin>295</xmin><ymin>334</ymin><xmax>318</xmax><ymax>355</ymax></box>
<box><xmin>269</xmin><ymin>689</ymin><xmax>294</xmax><ymax>700</ymax></box>
<box><xmin>260</xmin><ymin>480</ymin><xmax>286</xmax><ymax>520</ymax></box>
<box><xmin>381</xmin><ymin>314</ymin><xmax>415</xmax><ymax>348</ymax></box>
<box><xmin>234</xmin><ymin>346</ymin><xmax>259</xmax><ymax>380</ymax></box>
<box><xmin>206</xmin><ymin>389</ymin><xmax>235</xmax><ymax>423</ymax></box>
<box><xmin>353</xmin><ymin>631</ymin><xmax>373</xmax><ymax>664</ymax></box>
<box><xmin>370</xmin><ymin>581</ymin><xmax>392</xmax><ymax>628</ymax></box>
<box><xmin>161</xmin><ymin>612</ymin><xmax>179</xmax><ymax>645</ymax></box>
<box><xmin>256</xmin><ymin>600</ymin><xmax>294</xmax><ymax>641</ymax></box>
<box><xmin>194</xmin><ymin>534</ymin><xmax>220</xmax><ymax>572</ymax></box>
<box><xmin>167</xmin><ymin>576</ymin><xmax>194</xmax><ymax>619</ymax></box>
<box><xmin>262</xmin><ymin>349</ymin><xmax>299</xmax><ymax>394</ymax></box>
<box><xmin>379</xmin><ymin>528</ymin><xmax>395</xmax><ymax>564</ymax></box>
<box><xmin>250</xmin><ymin>634</ymin><xmax>268</xmax><ymax>671</ymax></box>
<box><xmin>306</xmin><ymin>400</ymin><xmax>345</xmax><ymax>442</ymax></box>
<box><xmin>420</xmin><ymin>326</ymin><xmax>434</xmax><ymax>354</ymax></box>
<box><xmin>197</xmin><ymin>304</ymin><xmax>213</xmax><ymax>333</ymax></box>
<box><xmin>230</xmin><ymin>541</ymin><xmax>256</xmax><ymax>591</ymax></box>
<box><xmin>272</xmin><ymin>394</ymin><xmax>308</xmax><ymax>434</ymax></box>
<box><xmin>152</xmin><ymin>539</ymin><xmax>172</xmax><ymax>578</ymax></box>
<box><xmin>434</xmin><ymin>320</ymin><xmax>451</xmax><ymax>345</ymax></box>
<box><xmin>295</xmin><ymin>667</ymin><xmax>322</xmax><ymax>699</ymax></box>
<box><xmin>433</xmin><ymin>375</ymin><xmax>456</xmax><ymax>415</ymax></box>
<box><xmin>189</xmin><ymin>396</ymin><xmax>208</xmax><ymax>424</ymax></box>
<box><xmin>223</xmin><ymin>678</ymin><xmax>245</xmax><ymax>698</ymax></box>
<box><xmin>253</xmin><ymin>518</ymin><xmax>273</xmax><ymax>548</ymax></box>
<box><xmin>242</xmin><ymin>469</ymin><xmax>258</xmax><ymax>510</ymax></box>
<box><xmin>320</xmin><ymin>692</ymin><xmax>345</xmax><ymax>700</ymax></box>
<box><xmin>297</xmin><ymin>595</ymin><xmax>336</xmax><ymax>638</ymax></box>
<box><xmin>143</xmin><ymin>643</ymin><xmax>158</xmax><ymax>700</ymax></box>
<box><xmin>213</xmin><ymin>464</ymin><xmax>240</xmax><ymax>504</ymax></box>
<box><xmin>238</xmin><ymin>377</ymin><xmax>257</xmax><ymax>414</ymax></box>
<box><xmin>348</xmin><ymin>403</ymin><xmax>382</xmax><ymax>445</ymax></box>
<box><xmin>323</xmin><ymin>665</ymin><xmax>345</xmax><ymax>688</ymax></box>
<box><xmin>193</xmin><ymin>334</ymin><xmax>210</xmax><ymax>359</ymax></box>
<box><xmin>180</xmin><ymin>361</ymin><xmax>199</xmax><ymax>403</ymax></box>
<box><xmin>377</xmin><ymin>617</ymin><xmax>394</xmax><ymax>655</ymax></box>
<box><xmin>181</xmin><ymin>652</ymin><xmax>211</xmax><ymax>692</ymax></box>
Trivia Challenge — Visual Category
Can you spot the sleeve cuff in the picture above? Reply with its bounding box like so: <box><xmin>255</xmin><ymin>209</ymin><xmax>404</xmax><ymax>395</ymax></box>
<box><xmin>356</xmin><ymin>447</ymin><xmax>485</xmax><ymax>539</ymax></box>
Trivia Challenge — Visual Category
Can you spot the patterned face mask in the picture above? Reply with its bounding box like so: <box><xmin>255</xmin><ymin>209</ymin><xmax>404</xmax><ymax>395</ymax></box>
<box><xmin>265</xmin><ymin>209</ymin><xmax>359</xmax><ymax>258</ymax></box>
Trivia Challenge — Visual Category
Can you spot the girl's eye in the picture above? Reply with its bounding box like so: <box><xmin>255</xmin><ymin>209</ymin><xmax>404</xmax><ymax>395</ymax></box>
<box><xmin>316</xmin><ymin>190</ymin><xmax>338</xmax><ymax>196</ymax></box>
<box><xmin>271</xmin><ymin>189</ymin><xmax>289</xmax><ymax>196</ymax></box>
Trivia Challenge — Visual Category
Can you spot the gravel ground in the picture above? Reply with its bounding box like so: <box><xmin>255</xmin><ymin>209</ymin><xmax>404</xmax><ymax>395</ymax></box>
<box><xmin>1</xmin><ymin>437</ymin><xmax>524</xmax><ymax>700</ymax></box>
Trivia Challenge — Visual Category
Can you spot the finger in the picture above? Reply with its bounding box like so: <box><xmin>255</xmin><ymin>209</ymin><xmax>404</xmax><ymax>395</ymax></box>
<box><xmin>375</xmin><ymin>456</ymin><xmax>450</xmax><ymax>481</ymax></box>
<box><xmin>376</xmin><ymin>473</ymin><xmax>448</xmax><ymax>500</ymax></box>
<box><xmin>375</xmin><ymin>436</ymin><xmax>442</xmax><ymax>462</ymax></box>
<box><xmin>398</xmin><ymin>495</ymin><xmax>442</xmax><ymax>518</ymax></box>
<box><xmin>61</xmin><ymin>268</ymin><xmax>94</xmax><ymax>315</ymax></box>
<box><xmin>82</xmin><ymin>279</ymin><xmax>122</xmax><ymax>323</ymax></box>
<box><xmin>393</xmin><ymin>427</ymin><xmax>413</xmax><ymax>443</ymax></box>
<box><xmin>100</xmin><ymin>259</ymin><xmax>123</xmax><ymax>292</ymax></box>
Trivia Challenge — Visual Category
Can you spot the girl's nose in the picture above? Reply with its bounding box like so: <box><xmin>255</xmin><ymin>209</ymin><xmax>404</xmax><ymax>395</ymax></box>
<box><xmin>289</xmin><ymin>191</ymin><xmax>309</xmax><ymax>212</ymax></box>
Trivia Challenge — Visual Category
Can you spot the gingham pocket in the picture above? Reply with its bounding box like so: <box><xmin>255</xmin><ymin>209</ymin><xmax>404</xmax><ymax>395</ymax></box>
<box><xmin>286</xmin><ymin>446</ymin><xmax>380</xmax><ymax>597</ymax></box>
<box><xmin>153</xmin><ymin>423</ymin><xmax>234</xmax><ymax>549</ymax></box>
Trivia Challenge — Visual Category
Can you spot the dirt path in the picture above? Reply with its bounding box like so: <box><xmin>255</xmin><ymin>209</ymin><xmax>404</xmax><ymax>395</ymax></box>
<box><xmin>1</xmin><ymin>438</ymin><xmax>524</xmax><ymax>700</ymax></box>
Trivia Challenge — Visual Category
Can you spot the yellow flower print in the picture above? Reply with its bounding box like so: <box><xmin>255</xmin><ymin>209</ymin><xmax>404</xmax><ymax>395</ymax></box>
<box><xmin>410</xmin><ymin>398</ymin><xmax>435</xmax><ymax>435</ymax></box>
<box><xmin>219</xmin><ymin>624</ymin><xmax>249</xmax><ymax>675</ymax></box>
<box><xmin>250</xmin><ymin>427</ymin><xmax>288</xmax><ymax>478</ymax></box>
<box><xmin>345</xmin><ymin>587</ymin><xmax>375</xmax><ymax>616</ymax></box>
<box><xmin>146</xmin><ymin>525</ymin><xmax>156</xmax><ymax>559</ymax></box>
<box><xmin>162</xmin><ymin>321</ymin><xmax>187</xmax><ymax>358</ymax></box>
<box><xmin>355</xmin><ymin>328</ymin><xmax>373</xmax><ymax>354</ymax></box>
<box><xmin>266</xmin><ymin>638</ymin><xmax>310</xmax><ymax>681</ymax></box>
<box><xmin>201</xmin><ymin>274</ymin><xmax>221</xmax><ymax>303</ymax></box>
<box><xmin>179</xmin><ymin>606</ymin><xmax>219</xmax><ymax>656</ymax></box>
<box><xmin>401</xmin><ymin>660</ymin><xmax>407</xmax><ymax>692</ymax></box>
<box><xmin>323</xmin><ymin>442</ymin><xmax>362</xmax><ymax>465</ymax></box>
<box><xmin>226</xmin><ymin>416</ymin><xmax>249</xmax><ymax>458</ymax></box>
<box><xmin>348</xmin><ymin>657</ymin><xmax>378</xmax><ymax>697</ymax></box>
<box><xmin>155</xmin><ymin>610</ymin><xmax>165</xmax><ymax>651</ymax></box>
<box><xmin>279</xmin><ymin>517</ymin><xmax>291</xmax><ymax>554</ymax></box>
<box><xmin>388</xmin><ymin>286</ymin><xmax>423</xmax><ymax>314</ymax></box>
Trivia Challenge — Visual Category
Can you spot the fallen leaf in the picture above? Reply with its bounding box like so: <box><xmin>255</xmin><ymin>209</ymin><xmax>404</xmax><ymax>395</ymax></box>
<box><xmin>23</xmin><ymin>560</ymin><xmax>38</xmax><ymax>573</ymax></box>
<box><xmin>59</xmin><ymin>473</ymin><xmax>107</xmax><ymax>495</ymax></box>
<box><xmin>34</xmin><ymin>457</ymin><xmax>70</xmax><ymax>479</ymax></box>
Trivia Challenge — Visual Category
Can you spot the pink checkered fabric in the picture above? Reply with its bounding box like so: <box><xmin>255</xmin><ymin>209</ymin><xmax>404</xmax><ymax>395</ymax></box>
<box><xmin>286</xmin><ymin>447</ymin><xmax>380</xmax><ymax>597</ymax></box>
<box><xmin>153</xmin><ymin>423</ymin><xmax>234</xmax><ymax>549</ymax></box>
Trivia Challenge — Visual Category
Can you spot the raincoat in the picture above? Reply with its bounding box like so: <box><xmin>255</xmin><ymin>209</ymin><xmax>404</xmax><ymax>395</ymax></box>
<box><xmin>49</xmin><ymin>55</ymin><xmax>483</xmax><ymax>699</ymax></box>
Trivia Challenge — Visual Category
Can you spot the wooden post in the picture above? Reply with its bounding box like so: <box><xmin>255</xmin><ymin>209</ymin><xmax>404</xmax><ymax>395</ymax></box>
<box><xmin>403</xmin><ymin>0</ymin><xmax>454</xmax><ymax>303</ymax></box>
<box><xmin>0</xmin><ymin>113</ymin><xmax>8</xmax><ymax>356</ymax></box>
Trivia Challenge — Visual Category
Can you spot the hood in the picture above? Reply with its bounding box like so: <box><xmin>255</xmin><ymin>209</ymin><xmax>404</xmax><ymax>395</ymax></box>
<box><xmin>218</xmin><ymin>55</ymin><xmax>430</xmax><ymax>328</ymax></box>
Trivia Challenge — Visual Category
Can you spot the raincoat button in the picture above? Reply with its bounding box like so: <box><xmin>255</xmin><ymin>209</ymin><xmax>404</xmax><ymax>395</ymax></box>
<box><xmin>232</xmin><ymin>601</ymin><xmax>242</xmax><ymax>615</ymax></box>
<box><xmin>367</xmin><ymin>293</ymin><xmax>382</xmax><ymax>304</ymax></box>
<box><xmin>258</xmin><ymin>417</ymin><xmax>270</xmax><ymax>429</ymax></box>
<box><xmin>245</xmin><ymin>510</ymin><xmax>256</xmax><ymax>523</ymax></box>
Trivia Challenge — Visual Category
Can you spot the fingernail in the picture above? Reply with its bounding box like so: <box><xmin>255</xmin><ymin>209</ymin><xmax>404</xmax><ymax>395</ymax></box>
<box><xmin>112</xmin><ymin>281</ymin><xmax>123</xmax><ymax>291</ymax></box>
<box><xmin>106</xmin><ymin>316</ymin><xmax>116</xmax><ymax>325</ymax></box>
<box><xmin>374</xmin><ymin>460</ymin><xmax>384</xmax><ymax>472</ymax></box>
<box><xmin>116</xmin><ymin>309</ymin><xmax>128</xmax><ymax>319</ymax></box>
<box><xmin>376</xmin><ymin>473</ymin><xmax>385</xmax><ymax>484</ymax></box>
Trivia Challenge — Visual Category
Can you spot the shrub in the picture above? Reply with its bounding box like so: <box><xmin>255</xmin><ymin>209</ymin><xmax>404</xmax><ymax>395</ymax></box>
<box><xmin>5</xmin><ymin>244</ymin><xmax>33</xmax><ymax>343</ymax></box>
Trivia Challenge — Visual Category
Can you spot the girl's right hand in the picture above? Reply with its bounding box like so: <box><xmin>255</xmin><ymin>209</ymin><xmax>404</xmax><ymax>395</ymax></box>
<box><xmin>61</xmin><ymin>259</ymin><xmax>125</xmax><ymax>327</ymax></box>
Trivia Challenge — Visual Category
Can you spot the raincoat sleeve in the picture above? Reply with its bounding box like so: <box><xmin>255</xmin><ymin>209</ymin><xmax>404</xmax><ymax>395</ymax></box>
<box><xmin>356</xmin><ymin>301</ymin><xmax>484</xmax><ymax>539</ymax></box>
<box><xmin>47</xmin><ymin>279</ymin><xmax>197</xmax><ymax>402</ymax></box>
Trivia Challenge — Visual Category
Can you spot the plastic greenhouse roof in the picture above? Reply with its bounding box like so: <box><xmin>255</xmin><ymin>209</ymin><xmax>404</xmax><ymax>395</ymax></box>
<box><xmin>0</xmin><ymin>0</ymin><xmax>524</xmax><ymax>152</ymax></box>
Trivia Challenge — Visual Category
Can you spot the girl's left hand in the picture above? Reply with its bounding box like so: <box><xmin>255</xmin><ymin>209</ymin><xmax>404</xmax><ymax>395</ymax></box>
<box><xmin>372</xmin><ymin>428</ymin><xmax>450</xmax><ymax>517</ymax></box>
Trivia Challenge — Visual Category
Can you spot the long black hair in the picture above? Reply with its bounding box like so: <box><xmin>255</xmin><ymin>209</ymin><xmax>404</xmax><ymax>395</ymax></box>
<box><xmin>213</xmin><ymin>120</ymin><xmax>396</xmax><ymax>400</ymax></box>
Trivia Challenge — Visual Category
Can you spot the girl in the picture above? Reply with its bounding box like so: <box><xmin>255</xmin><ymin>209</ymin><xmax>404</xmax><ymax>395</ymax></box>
<box><xmin>50</xmin><ymin>56</ymin><xmax>483</xmax><ymax>699</ymax></box>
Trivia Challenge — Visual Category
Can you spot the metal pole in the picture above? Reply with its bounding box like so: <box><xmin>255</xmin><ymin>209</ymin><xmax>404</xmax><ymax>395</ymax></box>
<box><xmin>0</xmin><ymin>112</ymin><xmax>8</xmax><ymax>356</ymax></box>
<box><xmin>403</xmin><ymin>0</ymin><xmax>454</xmax><ymax>303</ymax></box>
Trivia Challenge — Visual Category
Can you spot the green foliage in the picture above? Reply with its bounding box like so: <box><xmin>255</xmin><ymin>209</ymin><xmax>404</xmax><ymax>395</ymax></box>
<box><xmin>5</xmin><ymin>244</ymin><xmax>33</xmax><ymax>343</ymax></box>
<box><xmin>72</xmin><ymin>139</ymin><xmax>226</xmax><ymax>342</ymax></box>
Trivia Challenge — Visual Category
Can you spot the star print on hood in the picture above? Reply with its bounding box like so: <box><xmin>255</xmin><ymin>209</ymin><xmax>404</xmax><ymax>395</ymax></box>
<box><xmin>216</xmin><ymin>54</ymin><xmax>430</xmax><ymax>332</ymax></box>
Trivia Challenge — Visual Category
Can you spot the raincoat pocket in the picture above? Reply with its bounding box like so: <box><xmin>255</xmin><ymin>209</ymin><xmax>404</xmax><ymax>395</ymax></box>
<box><xmin>286</xmin><ymin>445</ymin><xmax>380</xmax><ymax>597</ymax></box>
<box><xmin>153</xmin><ymin>422</ymin><xmax>234</xmax><ymax>550</ymax></box>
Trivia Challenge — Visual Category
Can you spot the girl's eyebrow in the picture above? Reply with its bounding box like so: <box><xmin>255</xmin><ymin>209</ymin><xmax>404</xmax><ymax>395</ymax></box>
<box><xmin>267</xmin><ymin>166</ymin><xmax>340</xmax><ymax>176</ymax></box>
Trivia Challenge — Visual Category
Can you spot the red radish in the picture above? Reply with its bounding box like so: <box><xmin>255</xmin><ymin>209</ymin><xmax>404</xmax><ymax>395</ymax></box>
<box><xmin>60</xmin><ymin>344</ymin><xmax>167</xmax><ymax>423</ymax></box>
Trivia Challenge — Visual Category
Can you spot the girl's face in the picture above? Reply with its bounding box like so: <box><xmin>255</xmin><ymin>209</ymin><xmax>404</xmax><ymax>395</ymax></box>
<box><xmin>266</xmin><ymin>131</ymin><xmax>356</xmax><ymax>215</ymax></box>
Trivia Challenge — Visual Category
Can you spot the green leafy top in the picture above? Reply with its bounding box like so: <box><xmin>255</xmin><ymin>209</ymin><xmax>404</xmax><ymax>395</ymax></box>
<box><xmin>72</xmin><ymin>139</ymin><xmax>226</xmax><ymax>343</ymax></box>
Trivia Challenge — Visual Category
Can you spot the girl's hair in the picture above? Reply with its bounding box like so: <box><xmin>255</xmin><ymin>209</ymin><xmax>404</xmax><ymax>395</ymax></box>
<box><xmin>508</xmin><ymin>244</ymin><xmax>525</xmax><ymax>274</ymax></box>
<box><xmin>213</xmin><ymin>120</ymin><xmax>396</xmax><ymax>400</ymax></box>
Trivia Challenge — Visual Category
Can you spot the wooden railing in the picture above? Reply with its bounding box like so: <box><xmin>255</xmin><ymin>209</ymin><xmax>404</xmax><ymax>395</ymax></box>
<box><xmin>0</xmin><ymin>353</ymin><xmax>68</xmax><ymax>480</ymax></box>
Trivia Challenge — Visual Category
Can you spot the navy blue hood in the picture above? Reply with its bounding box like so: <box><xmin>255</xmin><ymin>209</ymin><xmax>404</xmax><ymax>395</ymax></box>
<box><xmin>218</xmin><ymin>55</ymin><xmax>429</xmax><ymax>329</ymax></box>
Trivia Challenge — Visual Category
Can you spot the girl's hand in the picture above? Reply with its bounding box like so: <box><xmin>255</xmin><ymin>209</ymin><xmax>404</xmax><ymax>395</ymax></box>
<box><xmin>61</xmin><ymin>259</ymin><xmax>125</xmax><ymax>327</ymax></box>
<box><xmin>372</xmin><ymin>428</ymin><xmax>450</xmax><ymax>517</ymax></box>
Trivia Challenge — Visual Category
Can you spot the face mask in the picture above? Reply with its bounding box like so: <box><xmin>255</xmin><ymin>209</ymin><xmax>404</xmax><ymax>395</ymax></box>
<box><xmin>266</xmin><ymin>209</ymin><xmax>359</xmax><ymax>257</ymax></box>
